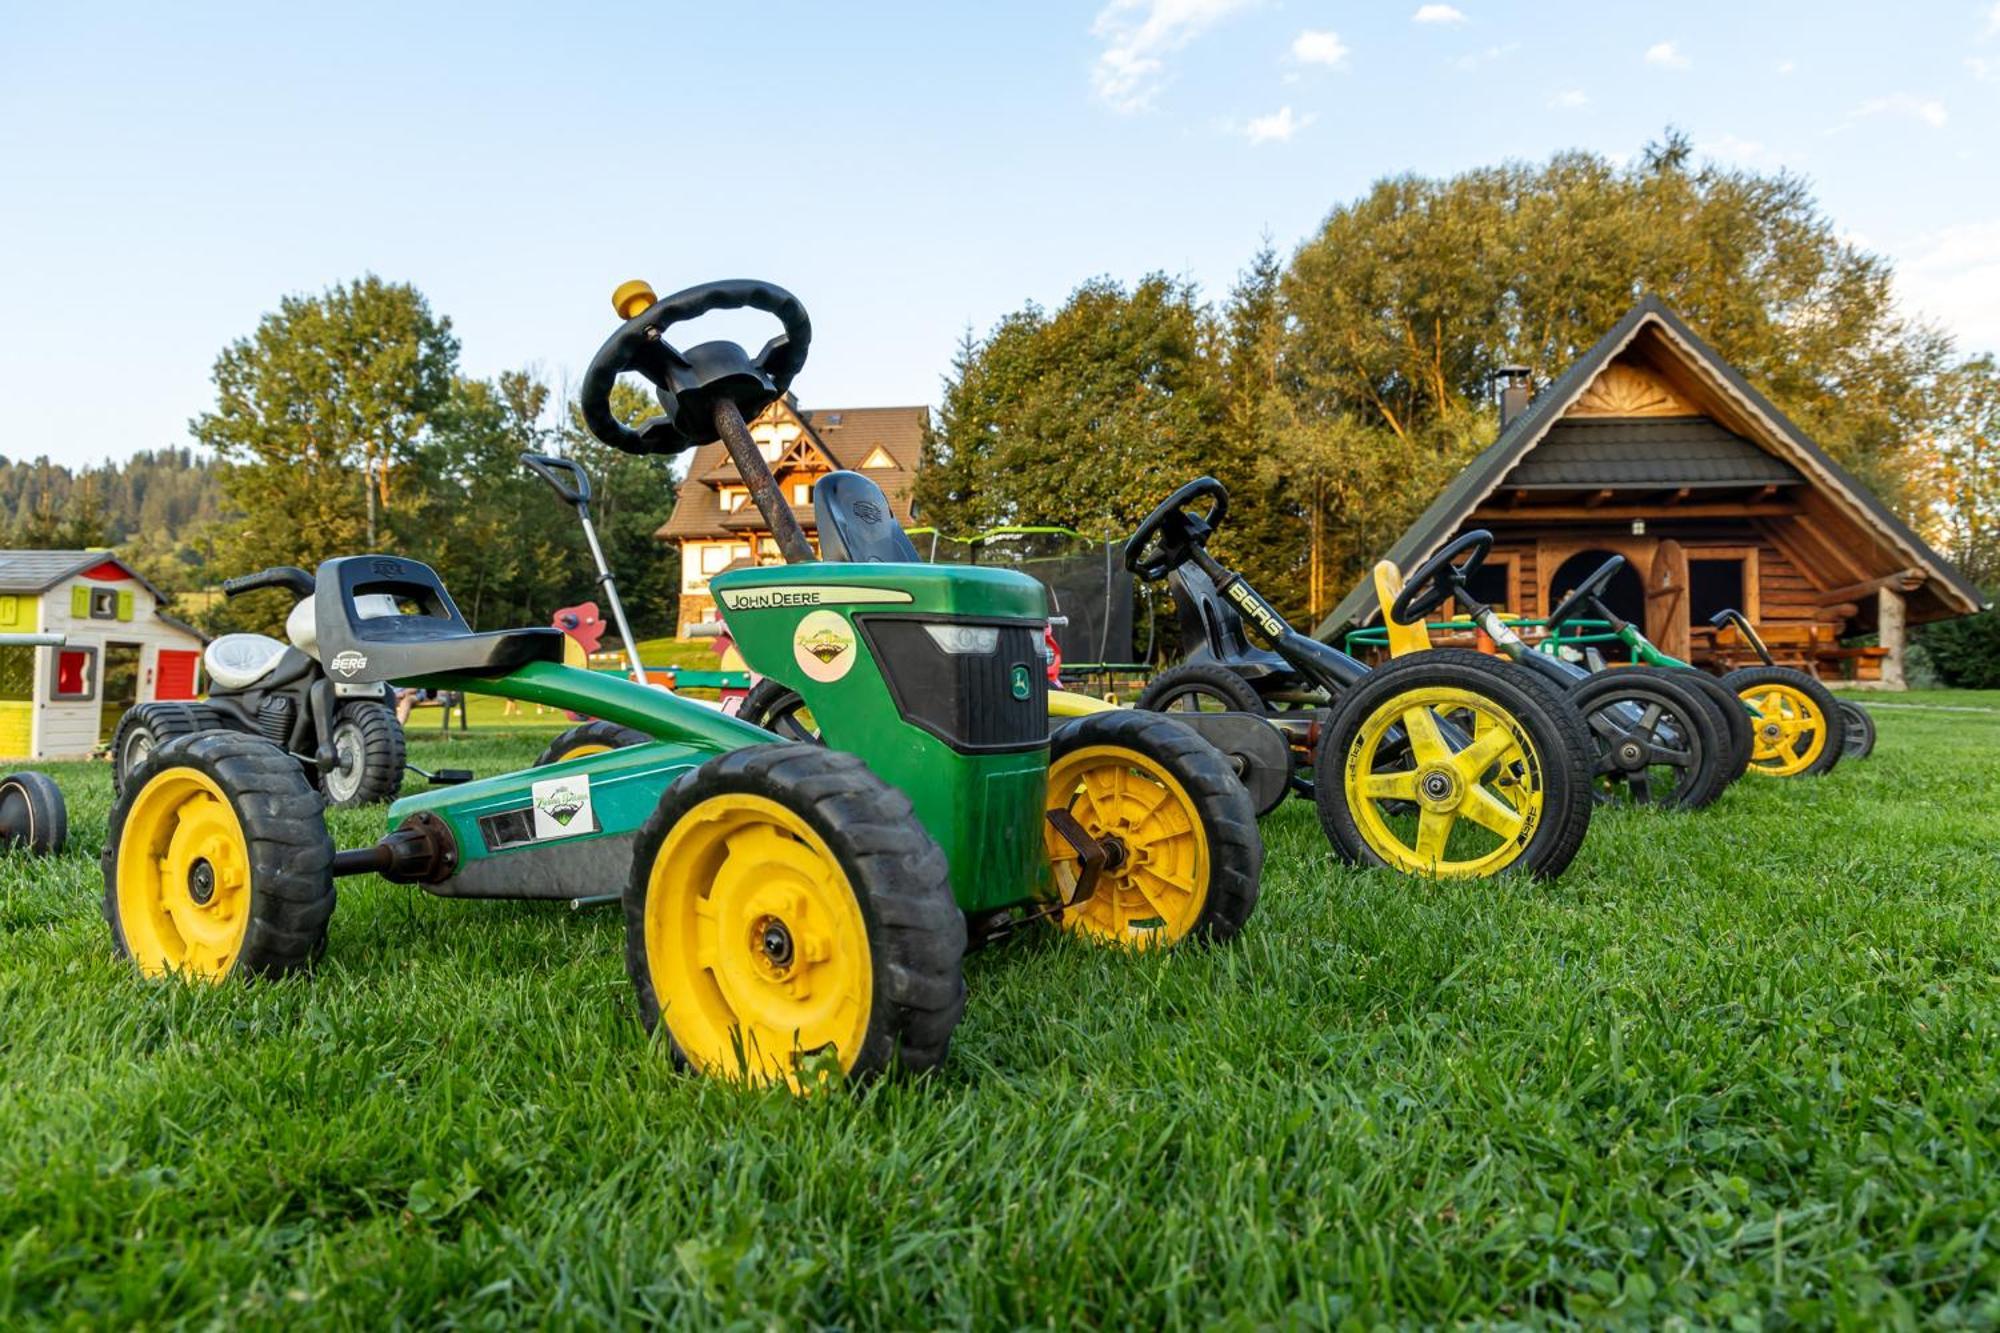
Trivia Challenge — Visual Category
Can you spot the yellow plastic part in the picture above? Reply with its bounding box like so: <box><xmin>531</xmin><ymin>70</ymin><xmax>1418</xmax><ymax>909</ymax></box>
<box><xmin>1048</xmin><ymin>688</ymin><xmax>1117</xmax><ymax>718</ymax></box>
<box><xmin>114</xmin><ymin>766</ymin><xmax>254</xmax><ymax>979</ymax></box>
<box><xmin>641</xmin><ymin>792</ymin><xmax>873</xmax><ymax>1090</ymax></box>
<box><xmin>557</xmin><ymin>742</ymin><xmax>614</xmax><ymax>761</ymax></box>
<box><xmin>1740</xmin><ymin>684</ymin><xmax>1830</xmax><ymax>777</ymax></box>
<box><xmin>612</xmin><ymin>279</ymin><xmax>658</xmax><ymax>320</ymax></box>
<box><xmin>1342</xmin><ymin>685</ymin><xmax>1546</xmax><ymax>877</ymax></box>
<box><xmin>1045</xmin><ymin>744</ymin><xmax>1211</xmax><ymax>947</ymax></box>
<box><xmin>1371</xmin><ymin>561</ymin><xmax>1434</xmax><ymax>656</ymax></box>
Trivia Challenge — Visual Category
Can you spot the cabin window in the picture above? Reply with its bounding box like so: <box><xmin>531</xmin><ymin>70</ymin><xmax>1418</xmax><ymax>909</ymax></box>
<box><xmin>860</xmin><ymin>447</ymin><xmax>894</xmax><ymax>470</ymax></box>
<box><xmin>1461</xmin><ymin>555</ymin><xmax>1516</xmax><ymax>612</ymax></box>
<box><xmin>699</xmin><ymin>545</ymin><xmax>730</xmax><ymax>575</ymax></box>
<box><xmin>721</xmin><ymin>488</ymin><xmax>748</xmax><ymax>513</ymax></box>
<box><xmin>792</xmin><ymin>481</ymin><xmax>813</xmax><ymax>505</ymax></box>
<box><xmin>51</xmin><ymin>645</ymin><xmax>97</xmax><ymax>701</ymax></box>
<box><xmin>1689</xmin><ymin>554</ymin><xmax>1752</xmax><ymax>625</ymax></box>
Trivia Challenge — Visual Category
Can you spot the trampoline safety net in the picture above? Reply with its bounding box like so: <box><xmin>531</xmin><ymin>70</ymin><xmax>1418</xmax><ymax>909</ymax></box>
<box><xmin>909</xmin><ymin>528</ymin><xmax>1139</xmax><ymax>666</ymax></box>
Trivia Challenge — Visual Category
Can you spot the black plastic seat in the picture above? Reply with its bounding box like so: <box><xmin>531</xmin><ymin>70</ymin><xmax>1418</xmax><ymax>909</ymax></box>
<box><xmin>1170</xmin><ymin>564</ymin><xmax>1307</xmax><ymax>688</ymax></box>
<box><xmin>313</xmin><ymin>555</ymin><xmax>568</xmax><ymax>683</ymax></box>
<box><xmin>813</xmin><ymin>471</ymin><xmax>920</xmax><ymax>563</ymax></box>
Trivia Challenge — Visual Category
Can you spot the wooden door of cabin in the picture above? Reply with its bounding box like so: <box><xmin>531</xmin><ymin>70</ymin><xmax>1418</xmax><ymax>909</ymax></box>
<box><xmin>1645</xmin><ymin>538</ymin><xmax>1689</xmax><ymax>661</ymax></box>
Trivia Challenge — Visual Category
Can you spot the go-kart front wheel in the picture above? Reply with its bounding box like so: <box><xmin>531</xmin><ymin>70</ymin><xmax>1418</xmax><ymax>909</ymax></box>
<box><xmin>624</xmin><ymin>744</ymin><xmax>965</xmax><ymax>1091</ymax></box>
<box><xmin>102</xmin><ymin>733</ymin><xmax>335</xmax><ymax>981</ymax></box>
<box><xmin>1045</xmin><ymin>709</ymin><xmax>1262</xmax><ymax>949</ymax></box>
<box><xmin>1723</xmin><ymin>666</ymin><xmax>1841</xmax><ymax>777</ymax></box>
<box><xmin>1316</xmin><ymin>649</ymin><xmax>1593</xmax><ymax>879</ymax></box>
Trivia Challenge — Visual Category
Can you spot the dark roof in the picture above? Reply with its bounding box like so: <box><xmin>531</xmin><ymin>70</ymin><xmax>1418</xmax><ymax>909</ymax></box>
<box><xmin>1316</xmin><ymin>294</ymin><xmax>1988</xmax><ymax>634</ymax></box>
<box><xmin>658</xmin><ymin>402</ymin><xmax>927</xmax><ymax>542</ymax></box>
<box><xmin>1506</xmin><ymin>417</ymin><xmax>1801</xmax><ymax>489</ymax></box>
<box><xmin>0</xmin><ymin>549</ymin><xmax>166</xmax><ymax>601</ymax></box>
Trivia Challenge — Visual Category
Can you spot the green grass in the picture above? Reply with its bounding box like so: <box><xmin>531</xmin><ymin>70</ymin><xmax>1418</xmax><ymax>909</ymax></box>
<box><xmin>4</xmin><ymin>698</ymin><xmax>2000</xmax><ymax>1327</ymax></box>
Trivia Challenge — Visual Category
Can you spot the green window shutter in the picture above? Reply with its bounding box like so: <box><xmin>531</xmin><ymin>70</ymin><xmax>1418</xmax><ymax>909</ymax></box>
<box><xmin>117</xmin><ymin>590</ymin><xmax>134</xmax><ymax>621</ymax></box>
<box><xmin>71</xmin><ymin>586</ymin><xmax>90</xmax><ymax>618</ymax></box>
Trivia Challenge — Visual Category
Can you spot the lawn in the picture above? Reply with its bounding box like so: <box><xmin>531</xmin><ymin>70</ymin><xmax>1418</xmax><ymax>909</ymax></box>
<box><xmin>3</xmin><ymin>695</ymin><xmax>1999</xmax><ymax>1326</ymax></box>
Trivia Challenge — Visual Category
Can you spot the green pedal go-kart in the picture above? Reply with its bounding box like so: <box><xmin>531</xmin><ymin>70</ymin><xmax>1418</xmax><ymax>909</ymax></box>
<box><xmin>101</xmin><ymin>278</ymin><xmax>1261</xmax><ymax>1091</ymax></box>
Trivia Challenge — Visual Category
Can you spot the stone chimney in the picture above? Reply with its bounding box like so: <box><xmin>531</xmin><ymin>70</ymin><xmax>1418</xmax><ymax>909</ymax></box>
<box><xmin>1496</xmin><ymin>366</ymin><xmax>1533</xmax><ymax>429</ymax></box>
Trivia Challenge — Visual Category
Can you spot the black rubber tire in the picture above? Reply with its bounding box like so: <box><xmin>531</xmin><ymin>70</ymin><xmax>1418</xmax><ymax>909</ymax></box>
<box><xmin>535</xmin><ymin>720</ymin><xmax>653</xmax><ymax>766</ymax></box>
<box><xmin>1647</xmin><ymin>667</ymin><xmax>1754</xmax><ymax>784</ymax></box>
<box><xmin>737</xmin><ymin>678</ymin><xmax>823</xmax><ymax>744</ymax></box>
<box><xmin>1047</xmin><ymin>708</ymin><xmax>1263</xmax><ymax>944</ymax></box>
<box><xmin>321</xmin><ymin>702</ymin><xmax>406</xmax><ymax>807</ymax></box>
<box><xmin>109</xmin><ymin>701</ymin><xmax>226</xmax><ymax>797</ymax></box>
<box><xmin>1316</xmin><ymin>649</ymin><xmax>1595</xmax><ymax>880</ymax></box>
<box><xmin>624</xmin><ymin>744</ymin><xmax>965</xmax><ymax>1083</ymax></box>
<box><xmin>1721</xmin><ymin>665</ymin><xmax>1843</xmax><ymax>777</ymax></box>
<box><xmin>1136</xmin><ymin>662</ymin><xmax>1267</xmax><ymax>715</ymax></box>
<box><xmin>1839</xmin><ymin>700</ymin><xmax>1878</xmax><ymax>759</ymax></box>
<box><xmin>102</xmin><ymin>732</ymin><xmax>336</xmax><ymax>980</ymax></box>
<box><xmin>1567</xmin><ymin>669</ymin><xmax>1728</xmax><ymax>811</ymax></box>
<box><xmin>0</xmin><ymin>771</ymin><xmax>67</xmax><ymax>855</ymax></box>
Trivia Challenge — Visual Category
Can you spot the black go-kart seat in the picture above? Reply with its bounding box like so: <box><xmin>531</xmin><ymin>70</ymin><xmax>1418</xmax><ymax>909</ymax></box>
<box><xmin>1169</xmin><ymin>562</ymin><xmax>1306</xmax><ymax>690</ymax></box>
<box><xmin>814</xmin><ymin>470</ymin><xmax>920</xmax><ymax>563</ymax></box>
<box><xmin>312</xmin><ymin>555</ymin><xmax>567</xmax><ymax>683</ymax></box>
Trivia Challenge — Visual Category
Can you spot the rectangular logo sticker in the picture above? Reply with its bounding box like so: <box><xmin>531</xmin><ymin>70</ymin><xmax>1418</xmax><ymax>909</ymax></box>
<box><xmin>716</xmin><ymin>585</ymin><xmax>915</xmax><ymax>613</ymax></box>
<box><xmin>531</xmin><ymin>773</ymin><xmax>596</xmax><ymax>840</ymax></box>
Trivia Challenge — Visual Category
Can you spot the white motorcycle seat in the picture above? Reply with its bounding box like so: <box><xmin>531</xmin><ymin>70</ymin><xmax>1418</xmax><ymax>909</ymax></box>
<box><xmin>204</xmin><ymin>633</ymin><xmax>292</xmax><ymax>690</ymax></box>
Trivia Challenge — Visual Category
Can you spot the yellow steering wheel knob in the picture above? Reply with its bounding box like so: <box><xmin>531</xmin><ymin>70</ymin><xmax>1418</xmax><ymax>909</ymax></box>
<box><xmin>612</xmin><ymin>279</ymin><xmax>657</xmax><ymax>320</ymax></box>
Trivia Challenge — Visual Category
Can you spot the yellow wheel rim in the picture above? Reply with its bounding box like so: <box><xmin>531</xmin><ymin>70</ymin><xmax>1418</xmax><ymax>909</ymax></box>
<box><xmin>1343</xmin><ymin>686</ymin><xmax>1546</xmax><ymax>877</ymax></box>
<box><xmin>1046</xmin><ymin>745</ymin><xmax>1210</xmax><ymax>947</ymax></box>
<box><xmin>1741</xmin><ymin>684</ymin><xmax>1829</xmax><ymax>777</ymax></box>
<box><xmin>114</xmin><ymin>767</ymin><xmax>255</xmax><ymax>980</ymax></box>
<box><xmin>559</xmin><ymin>742</ymin><xmax>614</xmax><ymax>760</ymax></box>
<box><xmin>644</xmin><ymin>793</ymin><xmax>872</xmax><ymax>1088</ymax></box>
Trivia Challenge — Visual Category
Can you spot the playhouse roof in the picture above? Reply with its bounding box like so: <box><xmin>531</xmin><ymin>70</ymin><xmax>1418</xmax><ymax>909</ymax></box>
<box><xmin>1315</xmin><ymin>294</ymin><xmax>1988</xmax><ymax>635</ymax></box>
<box><xmin>0</xmin><ymin>550</ymin><xmax>167</xmax><ymax>600</ymax></box>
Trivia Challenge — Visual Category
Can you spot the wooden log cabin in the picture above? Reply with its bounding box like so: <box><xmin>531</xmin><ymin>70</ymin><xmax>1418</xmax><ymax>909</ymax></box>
<box><xmin>1320</xmin><ymin>296</ymin><xmax>1987</xmax><ymax>686</ymax></box>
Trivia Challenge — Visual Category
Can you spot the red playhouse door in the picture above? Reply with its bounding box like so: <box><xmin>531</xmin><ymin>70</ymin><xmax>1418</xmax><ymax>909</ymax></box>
<box><xmin>155</xmin><ymin>649</ymin><xmax>201</xmax><ymax>701</ymax></box>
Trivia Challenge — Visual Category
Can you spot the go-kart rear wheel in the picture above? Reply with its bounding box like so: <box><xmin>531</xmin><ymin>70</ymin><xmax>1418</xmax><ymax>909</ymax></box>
<box><xmin>624</xmin><ymin>744</ymin><xmax>964</xmax><ymax>1090</ymax></box>
<box><xmin>0</xmin><ymin>771</ymin><xmax>67</xmax><ymax>855</ymax></box>
<box><xmin>535</xmin><ymin>720</ymin><xmax>651</xmax><ymax>766</ymax></box>
<box><xmin>1045</xmin><ymin>709</ymin><xmax>1261</xmax><ymax>947</ymax></box>
<box><xmin>1317</xmin><ymin>649</ymin><xmax>1593</xmax><ymax>879</ymax></box>
<box><xmin>110</xmin><ymin>701</ymin><xmax>225</xmax><ymax>797</ymax></box>
<box><xmin>1568</xmin><ymin>669</ymin><xmax>1727</xmax><ymax>810</ymax></box>
<box><xmin>102</xmin><ymin>733</ymin><xmax>335</xmax><ymax>981</ymax></box>
<box><xmin>321</xmin><ymin>702</ymin><xmax>406</xmax><ymax>807</ymax></box>
<box><xmin>1136</xmin><ymin>662</ymin><xmax>1266</xmax><ymax>715</ymax></box>
<box><xmin>1839</xmin><ymin>700</ymin><xmax>1877</xmax><ymax>759</ymax></box>
<box><xmin>1722</xmin><ymin>666</ymin><xmax>1841</xmax><ymax>777</ymax></box>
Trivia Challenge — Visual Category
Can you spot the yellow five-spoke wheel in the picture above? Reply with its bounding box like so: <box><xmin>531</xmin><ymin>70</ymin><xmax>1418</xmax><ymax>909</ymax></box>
<box><xmin>1721</xmin><ymin>665</ymin><xmax>1842</xmax><ymax>778</ymax></box>
<box><xmin>103</xmin><ymin>733</ymin><xmax>335</xmax><ymax>981</ymax></box>
<box><xmin>624</xmin><ymin>745</ymin><xmax>964</xmax><ymax>1092</ymax></box>
<box><xmin>1045</xmin><ymin>710</ymin><xmax>1261</xmax><ymax>949</ymax></box>
<box><xmin>1317</xmin><ymin>650</ymin><xmax>1594</xmax><ymax>880</ymax></box>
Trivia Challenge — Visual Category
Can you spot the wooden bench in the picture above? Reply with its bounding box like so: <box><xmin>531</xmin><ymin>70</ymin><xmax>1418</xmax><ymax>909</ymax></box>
<box><xmin>1698</xmin><ymin>622</ymin><xmax>1886</xmax><ymax>682</ymax></box>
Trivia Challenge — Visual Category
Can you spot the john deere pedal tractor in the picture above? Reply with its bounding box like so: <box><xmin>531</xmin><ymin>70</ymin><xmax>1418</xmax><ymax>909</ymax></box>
<box><xmin>101</xmin><ymin>279</ymin><xmax>1260</xmax><ymax>1091</ymax></box>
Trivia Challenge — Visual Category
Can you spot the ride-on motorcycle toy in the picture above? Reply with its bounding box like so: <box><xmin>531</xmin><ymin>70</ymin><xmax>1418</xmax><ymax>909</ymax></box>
<box><xmin>102</xmin><ymin>279</ymin><xmax>1261</xmax><ymax>1091</ymax></box>
<box><xmin>111</xmin><ymin>568</ymin><xmax>411</xmax><ymax>806</ymax></box>
<box><xmin>1125</xmin><ymin>478</ymin><xmax>1595</xmax><ymax>879</ymax></box>
<box><xmin>1366</xmin><ymin>536</ymin><xmax>1736</xmax><ymax>811</ymax></box>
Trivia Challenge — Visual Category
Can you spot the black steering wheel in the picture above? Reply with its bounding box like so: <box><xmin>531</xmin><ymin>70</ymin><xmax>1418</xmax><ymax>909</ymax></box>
<box><xmin>1390</xmin><ymin>530</ymin><xmax>1493</xmax><ymax>623</ymax></box>
<box><xmin>1124</xmin><ymin>477</ymin><xmax>1228</xmax><ymax>581</ymax></box>
<box><xmin>1546</xmin><ymin>553</ymin><xmax>1626</xmax><ymax>631</ymax></box>
<box><xmin>579</xmin><ymin>279</ymin><xmax>811</xmax><ymax>455</ymax></box>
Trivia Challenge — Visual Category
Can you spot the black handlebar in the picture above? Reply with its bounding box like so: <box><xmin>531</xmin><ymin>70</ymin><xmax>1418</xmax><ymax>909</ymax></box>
<box><xmin>1124</xmin><ymin>477</ymin><xmax>1228</xmax><ymax>581</ymax></box>
<box><xmin>222</xmin><ymin>566</ymin><xmax>315</xmax><ymax>601</ymax></box>
<box><xmin>520</xmin><ymin>452</ymin><xmax>591</xmax><ymax>508</ymax></box>
<box><xmin>1546</xmin><ymin>554</ymin><xmax>1627</xmax><ymax>632</ymax></box>
<box><xmin>1708</xmin><ymin>608</ymin><xmax>1776</xmax><ymax>666</ymax></box>
<box><xmin>1390</xmin><ymin>530</ymin><xmax>1493</xmax><ymax>623</ymax></box>
<box><xmin>579</xmin><ymin>279</ymin><xmax>812</xmax><ymax>456</ymax></box>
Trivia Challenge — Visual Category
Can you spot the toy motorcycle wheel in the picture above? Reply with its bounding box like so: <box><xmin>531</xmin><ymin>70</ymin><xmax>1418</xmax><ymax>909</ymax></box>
<box><xmin>1135</xmin><ymin>662</ymin><xmax>1266</xmax><ymax>715</ymax></box>
<box><xmin>320</xmin><ymin>702</ymin><xmax>407</xmax><ymax>807</ymax></box>
<box><xmin>1045</xmin><ymin>710</ymin><xmax>1261</xmax><ymax>947</ymax></box>
<box><xmin>1317</xmin><ymin>650</ymin><xmax>1593</xmax><ymax>879</ymax></box>
<box><xmin>109</xmin><ymin>701</ymin><xmax>224</xmax><ymax>797</ymax></box>
<box><xmin>0</xmin><ymin>771</ymin><xmax>67</xmax><ymax>855</ymax></box>
<box><xmin>624</xmin><ymin>745</ymin><xmax>964</xmax><ymax>1090</ymax></box>
<box><xmin>1721</xmin><ymin>666</ymin><xmax>1841</xmax><ymax>777</ymax></box>
<box><xmin>1838</xmin><ymin>700</ymin><xmax>1877</xmax><ymax>759</ymax></box>
<box><xmin>535</xmin><ymin>720</ymin><xmax>651</xmax><ymax>766</ymax></box>
<box><xmin>102</xmin><ymin>733</ymin><xmax>335</xmax><ymax>981</ymax></box>
<box><xmin>1567</xmin><ymin>670</ymin><xmax>1727</xmax><ymax>810</ymax></box>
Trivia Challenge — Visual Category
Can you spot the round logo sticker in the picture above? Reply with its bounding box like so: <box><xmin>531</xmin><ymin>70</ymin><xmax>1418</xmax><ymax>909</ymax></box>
<box><xmin>793</xmin><ymin>609</ymin><xmax>858</xmax><ymax>683</ymax></box>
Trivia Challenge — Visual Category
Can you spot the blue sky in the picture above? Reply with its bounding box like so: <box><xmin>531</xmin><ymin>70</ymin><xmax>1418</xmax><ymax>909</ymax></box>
<box><xmin>4</xmin><ymin>1</ymin><xmax>1998</xmax><ymax>469</ymax></box>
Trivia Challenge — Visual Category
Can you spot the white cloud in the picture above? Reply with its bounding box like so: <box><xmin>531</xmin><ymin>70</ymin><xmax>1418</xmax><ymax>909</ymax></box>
<box><xmin>1090</xmin><ymin>0</ymin><xmax>1256</xmax><ymax>113</ymax></box>
<box><xmin>1412</xmin><ymin>4</ymin><xmax>1466</xmax><ymax>23</ymax></box>
<box><xmin>1895</xmin><ymin>220</ymin><xmax>2000</xmax><ymax>355</ymax></box>
<box><xmin>1985</xmin><ymin>1</ymin><xmax>2000</xmax><ymax>38</ymax></box>
<box><xmin>1548</xmin><ymin>88</ymin><xmax>1589</xmax><ymax>109</ymax></box>
<box><xmin>1855</xmin><ymin>93</ymin><xmax>1949</xmax><ymax>128</ymax></box>
<box><xmin>1776</xmin><ymin>59</ymin><xmax>1796</xmax><ymax>76</ymax></box>
<box><xmin>1645</xmin><ymin>40</ymin><xmax>1689</xmax><ymax>69</ymax></box>
<box><xmin>1453</xmin><ymin>41</ymin><xmax>1517</xmax><ymax>71</ymax></box>
<box><xmin>1969</xmin><ymin>56</ymin><xmax>1995</xmax><ymax>80</ymax></box>
<box><xmin>1697</xmin><ymin>132</ymin><xmax>1774</xmax><ymax>166</ymax></box>
<box><xmin>1290</xmin><ymin>29</ymin><xmax>1349</xmax><ymax>67</ymax></box>
<box><xmin>1244</xmin><ymin>106</ymin><xmax>1313</xmax><ymax>144</ymax></box>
